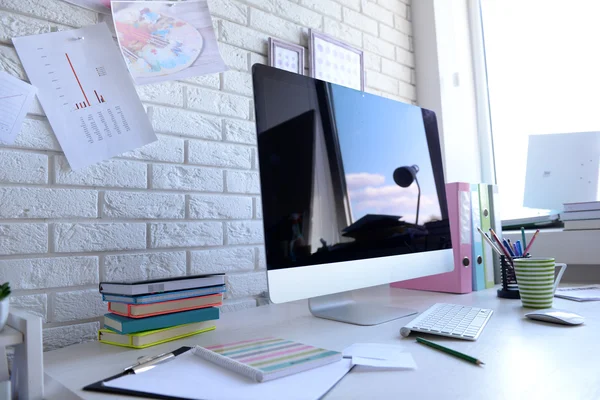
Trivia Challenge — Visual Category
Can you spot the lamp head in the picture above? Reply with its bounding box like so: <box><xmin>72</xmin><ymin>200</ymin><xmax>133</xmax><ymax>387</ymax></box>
<box><xmin>393</xmin><ymin>165</ymin><xmax>419</xmax><ymax>188</ymax></box>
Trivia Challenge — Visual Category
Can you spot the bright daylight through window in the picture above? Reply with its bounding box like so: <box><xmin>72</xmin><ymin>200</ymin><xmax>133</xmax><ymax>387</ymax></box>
<box><xmin>481</xmin><ymin>0</ymin><xmax>600</xmax><ymax>219</ymax></box>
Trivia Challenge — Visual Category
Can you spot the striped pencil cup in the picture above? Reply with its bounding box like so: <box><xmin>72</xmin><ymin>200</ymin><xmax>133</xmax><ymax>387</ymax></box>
<box><xmin>513</xmin><ymin>258</ymin><xmax>567</xmax><ymax>308</ymax></box>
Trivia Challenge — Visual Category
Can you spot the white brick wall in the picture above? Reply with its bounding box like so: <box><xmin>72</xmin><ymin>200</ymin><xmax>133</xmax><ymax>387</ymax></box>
<box><xmin>0</xmin><ymin>0</ymin><xmax>415</xmax><ymax>350</ymax></box>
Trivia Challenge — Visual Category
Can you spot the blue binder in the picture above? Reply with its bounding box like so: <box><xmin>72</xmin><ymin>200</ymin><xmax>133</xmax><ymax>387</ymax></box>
<box><xmin>471</xmin><ymin>184</ymin><xmax>485</xmax><ymax>290</ymax></box>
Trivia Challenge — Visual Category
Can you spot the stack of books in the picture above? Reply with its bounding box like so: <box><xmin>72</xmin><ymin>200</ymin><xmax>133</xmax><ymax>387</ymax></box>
<box><xmin>562</xmin><ymin>201</ymin><xmax>600</xmax><ymax>231</ymax></box>
<box><xmin>98</xmin><ymin>274</ymin><xmax>225</xmax><ymax>349</ymax></box>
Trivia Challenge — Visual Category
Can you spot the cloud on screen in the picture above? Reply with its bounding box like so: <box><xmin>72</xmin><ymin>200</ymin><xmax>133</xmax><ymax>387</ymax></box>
<box><xmin>347</xmin><ymin>173</ymin><xmax>441</xmax><ymax>222</ymax></box>
<box><xmin>346</xmin><ymin>172</ymin><xmax>386</xmax><ymax>190</ymax></box>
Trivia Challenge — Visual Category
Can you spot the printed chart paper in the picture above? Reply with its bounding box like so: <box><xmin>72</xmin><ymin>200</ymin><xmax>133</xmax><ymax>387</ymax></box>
<box><xmin>112</xmin><ymin>1</ymin><xmax>226</xmax><ymax>85</ymax></box>
<box><xmin>12</xmin><ymin>23</ymin><xmax>156</xmax><ymax>170</ymax></box>
<box><xmin>0</xmin><ymin>71</ymin><xmax>37</xmax><ymax>145</ymax></box>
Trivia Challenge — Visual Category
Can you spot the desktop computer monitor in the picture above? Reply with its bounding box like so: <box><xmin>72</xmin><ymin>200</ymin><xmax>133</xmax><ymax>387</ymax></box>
<box><xmin>252</xmin><ymin>65</ymin><xmax>454</xmax><ymax>325</ymax></box>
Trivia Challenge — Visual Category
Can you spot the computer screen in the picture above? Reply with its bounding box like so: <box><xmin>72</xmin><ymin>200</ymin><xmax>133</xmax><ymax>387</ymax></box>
<box><xmin>253</xmin><ymin>65</ymin><xmax>449</xmax><ymax>272</ymax></box>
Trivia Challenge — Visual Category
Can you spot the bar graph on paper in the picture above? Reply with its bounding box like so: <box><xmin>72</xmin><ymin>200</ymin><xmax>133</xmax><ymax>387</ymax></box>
<box><xmin>12</xmin><ymin>23</ymin><xmax>156</xmax><ymax>170</ymax></box>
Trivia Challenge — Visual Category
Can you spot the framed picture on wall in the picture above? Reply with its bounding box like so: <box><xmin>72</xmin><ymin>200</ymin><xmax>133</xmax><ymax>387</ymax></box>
<box><xmin>309</xmin><ymin>30</ymin><xmax>364</xmax><ymax>91</ymax></box>
<box><xmin>268</xmin><ymin>38</ymin><xmax>305</xmax><ymax>74</ymax></box>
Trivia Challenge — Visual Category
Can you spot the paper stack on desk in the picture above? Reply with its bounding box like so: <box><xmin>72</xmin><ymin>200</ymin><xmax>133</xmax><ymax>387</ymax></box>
<box><xmin>555</xmin><ymin>286</ymin><xmax>600</xmax><ymax>302</ymax></box>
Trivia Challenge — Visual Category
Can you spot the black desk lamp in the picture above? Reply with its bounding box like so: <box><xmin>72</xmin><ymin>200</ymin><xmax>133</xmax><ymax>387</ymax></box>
<box><xmin>393</xmin><ymin>165</ymin><xmax>421</xmax><ymax>225</ymax></box>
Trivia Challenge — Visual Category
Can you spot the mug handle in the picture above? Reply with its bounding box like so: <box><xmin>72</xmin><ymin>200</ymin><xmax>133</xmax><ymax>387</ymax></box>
<box><xmin>553</xmin><ymin>263</ymin><xmax>567</xmax><ymax>293</ymax></box>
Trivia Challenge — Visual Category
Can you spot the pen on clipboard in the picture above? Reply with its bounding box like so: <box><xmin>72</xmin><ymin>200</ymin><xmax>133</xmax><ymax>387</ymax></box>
<box><xmin>124</xmin><ymin>347</ymin><xmax>190</xmax><ymax>374</ymax></box>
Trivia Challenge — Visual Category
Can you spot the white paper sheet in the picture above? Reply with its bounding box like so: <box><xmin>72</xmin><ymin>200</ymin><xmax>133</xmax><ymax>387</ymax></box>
<box><xmin>343</xmin><ymin>343</ymin><xmax>407</xmax><ymax>360</ymax></box>
<box><xmin>555</xmin><ymin>285</ymin><xmax>600</xmax><ymax>301</ymax></box>
<box><xmin>0</xmin><ymin>71</ymin><xmax>37</xmax><ymax>145</ymax></box>
<box><xmin>352</xmin><ymin>354</ymin><xmax>417</xmax><ymax>371</ymax></box>
<box><xmin>343</xmin><ymin>343</ymin><xmax>417</xmax><ymax>371</ymax></box>
<box><xmin>112</xmin><ymin>1</ymin><xmax>227</xmax><ymax>86</ymax></box>
<box><xmin>12</xmin><ymin>23</ymin><xmax>156</xmax><ymax>170</ymax></box>
<box><xmin>105</xmin><ymin>352</ymin><xmax>353</xmax><ymax>400</ymax></box>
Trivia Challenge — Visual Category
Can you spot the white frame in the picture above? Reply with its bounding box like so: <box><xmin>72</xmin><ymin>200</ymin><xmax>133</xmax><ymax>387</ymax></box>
<box><xmin>308</xmin><ymin>30</ymin><xmax>365</xmax><ymax>91</ymax></box>
<box><xmin>468</xmin><ymin>0</ymin><xmax>496</xmax><ymax>185</ymax></box>
<box><xmin>268</xmin><ymin>249</ymin><xmax>453</xmax><ymax>303</ymax></box>
<box><xmin>268</xmin><ymin>38</ymin><xmax>305</xmax><ymax>74</ymax></box>
<box><xmin>6</xmin><ymin>308</ymin><xmax>43</xmax><ymax>399</ymax></box>
<box><xmin>467</xmin><ymin>0</ymin><xmax>600</xmax><ymax>267</ymax></box>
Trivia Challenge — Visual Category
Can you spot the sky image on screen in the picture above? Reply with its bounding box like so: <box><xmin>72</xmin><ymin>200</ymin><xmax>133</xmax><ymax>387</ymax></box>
<box><xmin>330</xmin><ymin>85</ymin><xmax>442</xmax><ymax>224</ymax></box>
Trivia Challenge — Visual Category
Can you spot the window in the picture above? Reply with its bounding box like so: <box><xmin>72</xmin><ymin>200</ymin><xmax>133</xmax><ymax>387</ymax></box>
<box><xmin>480</xmin><ymin>0</ymin><xmax>600</xmax><ymax>219</ymax></box>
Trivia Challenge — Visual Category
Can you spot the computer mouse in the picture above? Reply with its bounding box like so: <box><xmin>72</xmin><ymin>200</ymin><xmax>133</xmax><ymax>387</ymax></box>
<box><xmin>525</xmin><ymin>309</ymin><xmax>584</xmax><ymax>325</ymax></box>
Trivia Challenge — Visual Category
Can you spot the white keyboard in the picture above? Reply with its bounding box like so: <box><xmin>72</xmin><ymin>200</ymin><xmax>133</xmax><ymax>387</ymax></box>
<box><xmin>400</xmin><ymin>303</ymin><xmax>493</xmax><ymax>341</ymax></box>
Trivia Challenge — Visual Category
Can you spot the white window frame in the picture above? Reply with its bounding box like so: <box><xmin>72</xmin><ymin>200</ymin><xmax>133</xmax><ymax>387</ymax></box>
<box><xmin>466</xmin><ymin>0</ymin><xmax>600</xmax><ymax>267</ymax></box>
<box><xmin>412</xmin><ymin>0</ymin><xmax>600</xmax><ymax>267</ymax></box>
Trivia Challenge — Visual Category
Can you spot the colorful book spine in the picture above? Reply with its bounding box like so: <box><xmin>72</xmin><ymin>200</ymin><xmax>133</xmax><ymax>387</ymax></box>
<box><xmin>101</xmin><ymin>285</ymin><xmax>226</xmax><ymax>304</ymax></box>
<box><xmin>103</xmin><ymin>307</ymin><xmax>219</xmax><ymax>334</ymax></box>
<box><xmin>98</xmin><ymin>324</ymin><xmax>215</xmax><ymax>349</ymax></box>
<box><xmin>488</xmin><ymin>184</ymin><xmax>503</xmax><ymax>284</ymax></box>
<box><xmin>108</xmin><ymin>294</ymin><xmax>223</xmax><ymax>318</ymax></box>
<box><xmin>471</xmin><ymin>184</ymin><xmax>485</xmax><ymax>291</ymax></box>
<box><xmin>478</xmin><ymin>183</ymin><xmax>495</xmax><ymax>289</ymax></box>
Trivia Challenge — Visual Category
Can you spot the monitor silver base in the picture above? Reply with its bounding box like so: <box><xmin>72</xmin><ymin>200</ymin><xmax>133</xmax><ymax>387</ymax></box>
<box><xmin>308</xmin><ymin>292</ymin><xmax>417</xmax><ymax>326</ymax></box>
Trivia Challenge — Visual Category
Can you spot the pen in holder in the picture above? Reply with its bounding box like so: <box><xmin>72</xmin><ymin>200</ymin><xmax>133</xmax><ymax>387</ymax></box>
<box><xmin>497</xmin><ymin>254</ymin><xmax>530</xmax><ymax>299</ymax></box>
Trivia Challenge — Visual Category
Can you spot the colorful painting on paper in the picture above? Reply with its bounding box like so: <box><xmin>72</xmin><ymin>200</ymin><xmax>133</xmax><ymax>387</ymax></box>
<box><xmin>112</xmin><ymin>1</ymin><xmax>226</xmax><ymax>85</ymax></box>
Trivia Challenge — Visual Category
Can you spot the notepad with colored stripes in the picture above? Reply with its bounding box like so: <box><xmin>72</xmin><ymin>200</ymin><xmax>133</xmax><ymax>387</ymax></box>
<box><xmin>192</xmin><ymin>337</ymin><xmax>342</xmax><ymax>382</ymax></box>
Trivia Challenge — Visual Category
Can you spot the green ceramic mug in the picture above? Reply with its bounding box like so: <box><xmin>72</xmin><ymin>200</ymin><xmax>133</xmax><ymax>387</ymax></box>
<box><xmin>514</xmin><ymin>257</ymin><xmax>567</xmax><ymax>309</ymax></box>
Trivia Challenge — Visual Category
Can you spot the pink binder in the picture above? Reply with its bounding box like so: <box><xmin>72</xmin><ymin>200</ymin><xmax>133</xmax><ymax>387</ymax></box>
<box><xmin>391</xmin><ymin>182</ymin><xmax>472</xmax><ymax>294</ymax></box>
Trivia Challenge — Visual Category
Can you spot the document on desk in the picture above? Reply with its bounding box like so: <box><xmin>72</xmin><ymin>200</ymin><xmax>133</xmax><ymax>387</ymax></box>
<box><xmin>343</xmin><ymin>343</ymin><xmax>417</xmax><ymax>371</ymax></box>
<box><xmin>0</xmin><ymin>71</ymin><xmax>37</xmax><ymax>145</ymax></box>
<box><xmin>104</xmin><ymin>351</ymin><xmax>353</xmax><ymax>400</ymax></box>
<box><xmin>352</xmin><ymin>355</ymin><xmax>417</xmax><ymax>371</ymax></box>
<box><xmin>555</xmin><ymin>285</ymin><xmax>600</xmax><ymax>301</ymax></box>
<box><xmin>12</xmin><ymin>23</ymin><xmax>156</xmax><ymax>170</ymax></box>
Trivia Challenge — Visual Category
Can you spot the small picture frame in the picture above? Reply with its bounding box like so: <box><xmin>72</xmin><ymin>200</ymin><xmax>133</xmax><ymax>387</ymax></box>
<box><xmin>268</xmin><ymin>38</ymin><xmax>305</xmax><ymax>75</ymax></box>
<box><xmin>309</xmin><ymin>30</ymin><xmax>364</xmax><ymax>91</ymax></box>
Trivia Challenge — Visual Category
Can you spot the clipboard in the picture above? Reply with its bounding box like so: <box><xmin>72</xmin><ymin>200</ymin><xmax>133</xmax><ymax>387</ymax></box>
<box><xmin>83</xmin><ymin>346</ymin><xmax>192</xmax><ymax>400</ymax></box>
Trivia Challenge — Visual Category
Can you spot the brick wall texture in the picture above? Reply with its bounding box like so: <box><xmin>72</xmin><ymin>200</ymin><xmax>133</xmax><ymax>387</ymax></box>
<box><xmin>0</xmin><ymin>0</ymin><xmax>414</xmax><ymax>351</ymax></box>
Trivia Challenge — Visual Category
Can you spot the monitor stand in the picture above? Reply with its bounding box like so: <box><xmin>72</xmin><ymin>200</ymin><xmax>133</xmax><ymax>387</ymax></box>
<box><xmin>308</xmin><ymin>291</ymin><xmax>417</xmax><ymax>326</ymax></box>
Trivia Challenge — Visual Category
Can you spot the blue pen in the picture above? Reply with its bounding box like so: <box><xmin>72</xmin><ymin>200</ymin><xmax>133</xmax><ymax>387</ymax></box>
<box><xmin>503</xmin><ymin>239</ymin><xmax>515</xmax><ymax>257</ymax></box>
<box><xmin>515</xmin><ymin>240</ymin><xmax>523</xmax><ymax>257</ymax></box>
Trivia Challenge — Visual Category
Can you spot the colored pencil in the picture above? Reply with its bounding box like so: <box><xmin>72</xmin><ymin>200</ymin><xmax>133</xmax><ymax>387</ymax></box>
<box><xmin>521</xmin><ymin>227</ymin><xmax>527</xmax><ymax>252</ymax></box>
<box><xmin>515</xmin><ymin>240</ymin><xmax>523</xmax><ymax>257</ymax></box>
<box><xmin>523</xmin><ymin>229</ymin><xmax>540</xmax><ymax>255</ymax></box>
<box><xmin>477</xmin><ymin>227</ymin><xmax>502</xmax><ymax>256</ymax></box>
<box><xmin>416</xmin><ymin>337</ymin><xmax>485</xmax><ymax>366</ymax></box>
<box><xmin>489</xmin><ymin>228</ymin><xmax>514</xmax><ymax>266</ymax></box>
<box><xmin>503</xmin><ymin>239</ymin><xmax>516</xmax><ymax>257</ymax></box>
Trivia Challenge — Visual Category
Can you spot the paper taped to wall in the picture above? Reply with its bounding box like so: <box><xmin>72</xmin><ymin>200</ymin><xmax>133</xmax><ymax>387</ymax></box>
<box><xmin>12</xmin><ymin>23</ymin><xmax>156</xmax><ymax>170</ymax></box>
<box><xmin>0</xmin><ymin>71</ymin><xmax>37</xmax><ymax>145</ymax></box>
<box><xmin>112</xmin><ymin>0</ymin><xmax>227</xmax><ymax>85</ymax></box>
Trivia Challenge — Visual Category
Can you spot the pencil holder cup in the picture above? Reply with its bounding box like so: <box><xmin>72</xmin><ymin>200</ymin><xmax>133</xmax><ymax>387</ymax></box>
<box><xmin>496</xmin><ymin>255</ymin><xmax>528</xmax><ymax>299</ymax></box>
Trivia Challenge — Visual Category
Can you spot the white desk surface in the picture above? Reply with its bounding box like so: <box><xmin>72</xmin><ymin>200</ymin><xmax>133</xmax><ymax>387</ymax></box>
<box><xmin>44</xmin><ymin>286</ymin><xmax>600</xmax><ymax>400</ymax></box>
